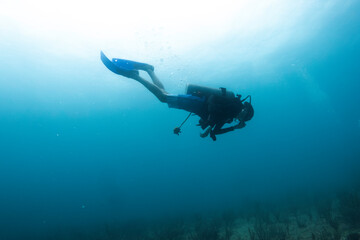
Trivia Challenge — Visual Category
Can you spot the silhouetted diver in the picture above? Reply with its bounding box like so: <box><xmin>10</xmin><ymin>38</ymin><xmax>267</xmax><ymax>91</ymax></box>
<box><xmin>101</xmin><ymin>51</ymin><xmax>254</xmax><ymax>141</ymax></box>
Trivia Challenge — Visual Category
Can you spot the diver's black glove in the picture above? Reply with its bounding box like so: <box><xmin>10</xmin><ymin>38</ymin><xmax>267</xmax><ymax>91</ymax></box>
<box><xmin>210</xmin><ymin>131</ymin><xmax>216</xmax><ymax>141</ymax></box>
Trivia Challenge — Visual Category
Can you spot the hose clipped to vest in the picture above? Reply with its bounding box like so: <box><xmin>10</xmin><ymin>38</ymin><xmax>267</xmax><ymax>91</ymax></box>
<box><xmin>241</xmin><ymin>95</ymin><xmax>251</xmax><ymax>103</ymax></box>
<box><xmin>174</xmin><ymin>112</ymin><xmax>192</xmax><ymax>135</ymax></box>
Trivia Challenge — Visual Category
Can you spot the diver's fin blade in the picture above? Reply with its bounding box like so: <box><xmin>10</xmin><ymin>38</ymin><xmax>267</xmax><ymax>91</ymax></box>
<box><xmin>112</xmin><ymin>58</ymin><xmax>154</xmax><ymax>71</ymax></box>
<box><xmin>100</xmin><ymin>51</ymin><xmax>119</xmax><ymax>74</ymax></box>
<box><xmin>100</xmin><ymin>51</ymin><xmax>139</xmax><ymax>77</ymax></box>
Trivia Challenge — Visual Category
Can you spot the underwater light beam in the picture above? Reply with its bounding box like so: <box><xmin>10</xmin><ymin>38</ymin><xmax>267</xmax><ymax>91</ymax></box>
<box><xmin>0</xmin><ymin>0</ymin><xmax>326</xmax><ymax>58</ymax></box>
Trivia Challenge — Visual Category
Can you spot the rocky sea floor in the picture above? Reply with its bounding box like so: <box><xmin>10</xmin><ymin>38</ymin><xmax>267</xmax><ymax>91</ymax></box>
<box><xmin>46</xmin><ymin>189</ymin><xmax>360</xmax><ymax>240</ymax></box>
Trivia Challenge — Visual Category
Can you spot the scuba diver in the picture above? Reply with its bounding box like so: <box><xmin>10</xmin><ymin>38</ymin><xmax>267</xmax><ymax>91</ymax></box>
<box><xmin>100</xmin><ymin>51</ymin><xmax>254</xmax><ymax>141</ymax></box>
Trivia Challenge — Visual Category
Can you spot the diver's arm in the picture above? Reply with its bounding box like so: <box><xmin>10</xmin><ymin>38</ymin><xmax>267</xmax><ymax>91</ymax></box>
<box><xmin>209</xmin><ymin>123</ymin><xmax>225</xmax><ymax>141</ymax></box>
<box><xmin>210</xmin><ymin>123</ymin><xmax>242</xmax><ymax>141</ymax></box>
<box><xmin>212</xmin><ymin>121</ymin><xmax>246</xmax><ymax>135</ymax></box>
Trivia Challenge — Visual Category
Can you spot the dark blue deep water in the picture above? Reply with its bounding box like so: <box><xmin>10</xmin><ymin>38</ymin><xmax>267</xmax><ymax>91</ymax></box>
<box><xmin>0</xmin><ymin>1</ymin><xmax>359</xmax><ymax>239</ymax></box>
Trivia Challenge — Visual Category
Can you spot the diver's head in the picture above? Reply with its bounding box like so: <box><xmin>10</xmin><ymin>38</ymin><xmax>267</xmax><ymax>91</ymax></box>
<box><xmin>237</xmin><ymin>102</ymin><xmax>254</xmax><ymax>122</ymax></box>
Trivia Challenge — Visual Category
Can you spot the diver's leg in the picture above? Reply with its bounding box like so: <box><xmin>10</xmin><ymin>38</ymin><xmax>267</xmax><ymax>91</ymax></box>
<box><xmin>145</xmin><ymin>69</ymin><xmax>165</xmax><ymax>90</ymax></box>
<box><xmin>132</xmin><ymin>74</ymin><xmax>168</xmax><ymax>103</ymax></box>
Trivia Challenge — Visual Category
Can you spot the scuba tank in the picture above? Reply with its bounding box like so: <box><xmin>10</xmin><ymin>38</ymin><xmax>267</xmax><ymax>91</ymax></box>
<box><xmin>186</xmin><ymin>84</ymin><xmax>235</xmax><ymax>99</ymax></box>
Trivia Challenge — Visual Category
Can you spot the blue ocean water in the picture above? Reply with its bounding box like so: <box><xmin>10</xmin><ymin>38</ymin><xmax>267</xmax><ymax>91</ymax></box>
<box><xmin>0</xmin><ymin>0</ymin><xmax>359</xmax><ymax>239</ymax></box>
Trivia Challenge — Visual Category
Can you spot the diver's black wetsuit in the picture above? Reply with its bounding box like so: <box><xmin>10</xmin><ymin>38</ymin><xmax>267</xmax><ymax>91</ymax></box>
<box><xmin>199</xmin><ymin>94</ymin><xmax>244</xmax><ymax>141</ymax></box>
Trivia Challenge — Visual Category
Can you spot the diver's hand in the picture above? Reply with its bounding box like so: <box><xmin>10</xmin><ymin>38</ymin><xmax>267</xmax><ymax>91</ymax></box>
<box><xmin>210</xmin><ymin>131</ymin><xmax>216</xmax><ymax>141</ymax></box>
